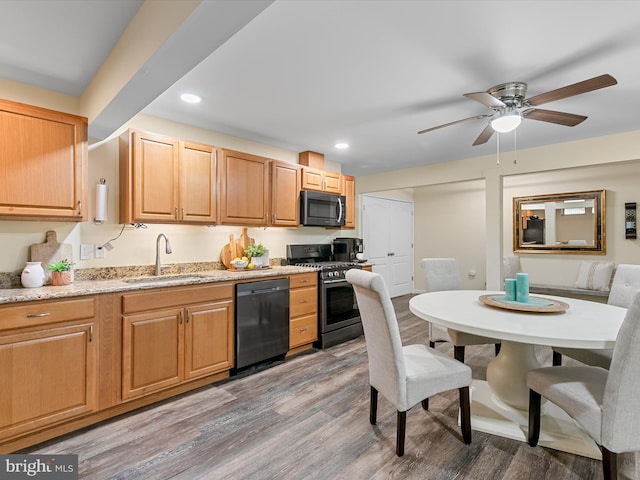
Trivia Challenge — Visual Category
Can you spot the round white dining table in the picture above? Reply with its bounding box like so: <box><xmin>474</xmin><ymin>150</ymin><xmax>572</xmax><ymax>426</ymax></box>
<box><xmin>409</xmin><ymin>290</ymin><xmax>626</xmax><ymax>409</ymax></box>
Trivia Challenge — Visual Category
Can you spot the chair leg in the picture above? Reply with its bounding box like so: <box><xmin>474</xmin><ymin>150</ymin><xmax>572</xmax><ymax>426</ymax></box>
<box><xmin>454</xmin><ymin>345</ymin><xmax>465</xmax><ymax>363</ymax></box>
<box><xmin>459</xmin><ymin>386</ymin><xmax>472</xmax><ymax>444</ymax></box>
<box><xmin>396</xmin><ymin>411</ymin><xmax>406</xmax><ymax>456</ymax></box>
<box><xmin>601</xmin><ymin>447</ymin><xmax>617</xmax><ymax>480</ymax></box>
<box><xmin>421</xmin><ymin>398</ymin><xmax>429</xmax><ymax>410</ymax></box>
<box><xmin>528</xmin><ymin>389</ymin><xmax>541</xmax><ymax>447</ymax></box>
<box><xmin>552</xmin><ymin>351</ymin><xmax>562</xmax><ymax>366</ymax></box>
<box><xmin>370</xmin><ymin>386</ymin><xmax>378</xmax><ymax>425</ymax></box>
<box><xmin>495</xmin><ymin>343</ymin><xmax>501</xmax><ymax>356</ymax></box>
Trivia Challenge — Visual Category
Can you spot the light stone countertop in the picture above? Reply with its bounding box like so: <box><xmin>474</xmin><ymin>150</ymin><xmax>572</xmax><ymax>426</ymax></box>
<box><xmin>0</xmin><ymin>265</ymin><xmax>316</xmax><ymax>305</ymax></box>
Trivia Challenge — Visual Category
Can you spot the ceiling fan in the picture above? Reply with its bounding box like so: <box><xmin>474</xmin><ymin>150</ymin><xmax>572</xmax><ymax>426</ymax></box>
<box><xmin>417</xmin><ymin>74</ymin><xmax>617</xmax><ymax>146</ymax></box>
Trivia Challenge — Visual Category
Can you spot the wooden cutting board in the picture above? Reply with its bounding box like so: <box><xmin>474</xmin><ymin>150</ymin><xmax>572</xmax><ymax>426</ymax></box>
<box><xmin>29</xmin><ymin>230</ymin><xmax>74</xmax><ymax>283</ymax></box>
<box><xmin>220</xmin><ymin>234</ymin><xmax>236</xmax><ymax>269</ymax></box>
<box><xmin>236</xmin><ymin>228</ymin><xmax>255</xmax><ymax>256</ymax></box>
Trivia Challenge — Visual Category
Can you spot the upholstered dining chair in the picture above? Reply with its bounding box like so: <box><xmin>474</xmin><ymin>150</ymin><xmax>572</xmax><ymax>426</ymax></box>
<box><xmin>527</xmin><ymin>292</ymin><xmax>640</xmax><ymax>480</ymax></box>
<box><xmin>345</xmin><ymin>268</ymin><xmax>472</xmax><ymax>457</ymax></box>
<box><xmin>552</xmin><ymin>264</ymin><xmax>640</xmax><ymax>368</ymax></box>
<box><xmin>420</xmin><ymin>258</ymin><xmax>500</xmax><ymax>363</ymax></box>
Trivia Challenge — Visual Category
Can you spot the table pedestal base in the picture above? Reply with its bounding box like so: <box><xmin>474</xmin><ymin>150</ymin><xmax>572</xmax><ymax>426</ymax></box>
<box><xmin>468</xmin><ymin>380</ymin><xmax>601</xmax><ymax>460</ymax></box>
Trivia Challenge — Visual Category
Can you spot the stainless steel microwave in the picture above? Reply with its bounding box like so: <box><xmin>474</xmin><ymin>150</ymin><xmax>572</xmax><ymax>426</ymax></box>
<box><xmin>300</xmin><ymin>190</ymin><xmax>346</xmax><ymax>227</ymax></box>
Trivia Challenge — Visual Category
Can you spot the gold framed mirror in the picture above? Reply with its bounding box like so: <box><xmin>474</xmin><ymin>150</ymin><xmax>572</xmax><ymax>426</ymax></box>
<box><xmin>513</xmin><ymin>190</ymin><xmax>606</xmax><ymax>254</ymax></box>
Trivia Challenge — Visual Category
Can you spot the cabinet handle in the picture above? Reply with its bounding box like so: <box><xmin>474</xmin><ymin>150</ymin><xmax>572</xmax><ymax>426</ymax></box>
<box><xmin>179</xmin><ymin>311</ymin><xmax>184</xmax><ymax>324</ymax></box>
<box><xmin>89</xmin><ymin>325</ymin><xmax>93</xmax><ymax>342</ymax></box>
<box><xmin>77</xmin><ymin>200</ymin><xmax>82</xmax><ymax>215</ymax></box>
<box><xmin>299</xmin><ymin>299</ymin><xmax>308</xmax><ymax>303</ymax></box>
<box><xmin>26</xmin><ymin>312</ymin><xmax>51</xmax><ymax>318</ymax></box>
<box><xmin>181</xmin><ymin>208</ymin><xmax>185</xmax><ymax>220</ymax></box>
<box><xmin>299</xmin><ymin>279</ymin><xmax>309</xmax><ymax>283</ymax></box>
<box><xmin>186</xmin><ymin>311</ymin><xmax>190</xmax><ymax>323</ymax></box>
<box><xmin>299</xmin><ymin>327</ymin><xmax>308</xmax><ymax>333</ymax></box>
<box><xmin>175</xmin><ymin>208</ymin><xmax>178</xmax><ymax>219</ymax></box>
<box><xmin>273</xmin><ymin>212</ymin><xmax>277</xmax><ymax>220</ymax></box>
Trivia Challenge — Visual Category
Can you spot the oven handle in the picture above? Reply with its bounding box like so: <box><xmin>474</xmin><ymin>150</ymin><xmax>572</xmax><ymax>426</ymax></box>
<box><xmin>323</xmin><ymin>278</ymin><xmax>349</xmax><ymax>284</ymax></box>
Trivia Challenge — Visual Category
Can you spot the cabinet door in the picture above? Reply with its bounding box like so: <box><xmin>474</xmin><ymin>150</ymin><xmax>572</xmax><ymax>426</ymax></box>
<box><xmin>271</xmin><ymin>161</ymin><xmax>300</xmax><ymax>226</ymax></box>
<box><xmin>180</xmin><ymin>141</ymin><xmax>218</xmax><ymax>224</ymax></box>
<box><xmin>0</xmin><ymin>99</ymin><xmax>87</xmax><ymax>221</ymax></box>
<box><xmin>0</xmin><ymin>323</ymin><xmax>96</xmax><ymax>439</ymax></box>
<box><xmin>219</xmin><ymin>149</ymin><xmax>270</xmax><ymax>225</ymax></box>
<box><xmin>323</xmin><ymin>171</ymin><xmax>342</xmax><ymax>194</ymax></box>
<box><xmin>301</xmin><ymin>167</ymin><xmax>324</xmax><ymax>191</ymax></box>
<box><xmin>184</xmin><ymin>300</ymin><xmax>233</xmax><ymax>379</ymax></box>
<box><xmin>343</xmin><ymin>174</ymin><xmax>356</xmax><ymax>228</ymax></box>
<box><xmin>131</xmin><ymin>131</ymin><xmax>180</xmax><ymax>223</ymax></box>
<box><xmin>122</xmin><ymin>308</ymin><xmax>183</xmax><ymax>400</ymax></box>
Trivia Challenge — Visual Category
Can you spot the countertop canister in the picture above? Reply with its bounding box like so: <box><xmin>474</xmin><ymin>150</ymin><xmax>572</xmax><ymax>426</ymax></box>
<box><xmin>21</xmin><ymin>261</ymin><xmax>45</xmax><ymax>288</ymax></box>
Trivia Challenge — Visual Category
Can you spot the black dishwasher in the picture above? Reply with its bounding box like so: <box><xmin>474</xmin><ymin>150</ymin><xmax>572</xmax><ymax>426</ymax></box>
<box><xmin>235</xmin><ymin>278</ymin><xmax>290</xmax><ymax>370</ymax></box>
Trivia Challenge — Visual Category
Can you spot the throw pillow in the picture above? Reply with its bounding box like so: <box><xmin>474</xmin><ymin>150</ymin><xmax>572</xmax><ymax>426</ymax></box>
<box><xmin>574</xmin><ymin>261</ymin><xmax>615</xmax><ymax>291</ymax></box>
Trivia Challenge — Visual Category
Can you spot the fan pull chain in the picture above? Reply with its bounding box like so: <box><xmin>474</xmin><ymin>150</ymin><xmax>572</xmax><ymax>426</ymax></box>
<box><xmin>496</xmin><ymin>132</ymin><xmax>500</xmax><ymax>165</ymax></box>
<box><xmin>513</xmin><ymin>128</ymin><xmax>518</xmax><ymax>164</ymax></box>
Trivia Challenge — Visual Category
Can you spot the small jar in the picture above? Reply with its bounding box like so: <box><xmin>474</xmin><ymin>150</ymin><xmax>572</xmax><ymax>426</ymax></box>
<box><xmin>21</xmin><ymin>262</ymin><xmax>45</xmax><ymax>288</ymax></box>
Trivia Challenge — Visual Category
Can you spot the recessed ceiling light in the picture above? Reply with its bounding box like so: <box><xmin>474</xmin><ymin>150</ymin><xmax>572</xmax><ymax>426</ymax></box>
<box><xmin>335</xmin><ymin>142</ymin><xmax>349</xmax><ymax>149</ymax></box>
<box><xmin>180</xmin><ymin>93</ymin><xmax>202</xmax><ymax>104</ymax></box>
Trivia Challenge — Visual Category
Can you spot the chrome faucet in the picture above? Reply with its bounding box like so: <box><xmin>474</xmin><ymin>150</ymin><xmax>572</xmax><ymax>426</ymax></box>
<box><xmin>155</xmin><ymin>233</ymin><xmax>172</xmax><ymax>276</ymax></box>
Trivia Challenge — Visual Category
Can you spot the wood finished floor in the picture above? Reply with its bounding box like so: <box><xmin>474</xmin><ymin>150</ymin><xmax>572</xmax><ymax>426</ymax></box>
<box><xmin>23</xmin><ymin>294</ymin><xmax>638</xmax><ymax>479</ymax></box>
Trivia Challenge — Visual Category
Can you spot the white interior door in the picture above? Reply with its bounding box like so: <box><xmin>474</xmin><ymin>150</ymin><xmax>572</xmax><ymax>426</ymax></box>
<box><xmin>362</xmin><ymin>195</ymin><xmax>414</xmax><ymax>297</ymax></box>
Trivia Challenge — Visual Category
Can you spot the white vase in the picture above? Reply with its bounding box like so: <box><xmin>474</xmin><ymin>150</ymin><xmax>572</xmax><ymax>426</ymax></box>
<box><xmin>252</xmin><ymin>251</ymin><xmax>269</xmax><ymax>268</ymax></box>
<box><xmin>21</xmin><ymin>261</ymin><xmax>45</xmax><ymax>288</ymax></box>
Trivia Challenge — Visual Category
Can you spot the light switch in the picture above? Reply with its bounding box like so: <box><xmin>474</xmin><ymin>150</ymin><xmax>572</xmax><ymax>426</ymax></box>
<box><xmin>80</xmin><ymin>243</ymin><xmax>93</xmax><ymax>260</ymax></box>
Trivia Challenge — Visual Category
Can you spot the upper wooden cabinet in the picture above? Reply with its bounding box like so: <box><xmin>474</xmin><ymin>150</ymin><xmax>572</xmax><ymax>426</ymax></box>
<box><xmin>342</xmin><ymin>174</ymin><xmax>356</xmax><ymax>229</ymax></box>
<box><xmin>270</xmin><ymin>160</ymin><xmax>301</xmax><ymax>227</ymax></box>
<box><xmin>219</xmin><ymin>148</ymin><xmax>271</xmax><ymax>226</ymax></box>
<box><xmin>0</xmin><ymin>98</ymin><xmax>88</xmax><ymax>221</ymax></box>
<box><xmin>301</xmin><ymin>166</ymin><xmax>342</xmax><ymax>194</ymax></box>
<box><xmin>119</xmin><ymin>130</ymin><xmax>218</xmax><ymax>224</ymax></box>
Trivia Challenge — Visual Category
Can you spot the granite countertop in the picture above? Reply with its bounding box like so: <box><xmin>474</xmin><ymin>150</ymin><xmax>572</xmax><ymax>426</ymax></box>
<box><xmin>0</xmin><ymin>265</ymin><xmax>316</xmax><ymax>305</ymax></box>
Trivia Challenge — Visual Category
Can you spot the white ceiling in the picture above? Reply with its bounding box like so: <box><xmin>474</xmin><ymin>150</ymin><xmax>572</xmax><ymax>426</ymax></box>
<box><xmin>2</xmin><ymin>1</ymin><xmax>640</xmax><ymax>176</ymax></box>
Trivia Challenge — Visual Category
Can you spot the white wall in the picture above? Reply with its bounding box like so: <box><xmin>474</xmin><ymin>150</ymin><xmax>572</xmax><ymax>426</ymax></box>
<box><xmin>413</xmin><ymin>179</ymin><xmax>486</xmax><ymax>291</ymax></box>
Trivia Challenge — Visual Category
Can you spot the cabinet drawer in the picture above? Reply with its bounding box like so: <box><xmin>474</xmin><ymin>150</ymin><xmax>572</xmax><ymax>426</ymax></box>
<box><xmin>290</xmin><ymin>272</ymin><xmax>317</xmax><ymax>289</ymax></box>
<box><xmin>122</xmin><ymin>283</ymin><xmax>233</xmax><ymax>314</ymax></box>
<box><xmin>290</xmin><ymin>314</ymin><xmax>317</xmax><ymax>348</ymax></box>
<box><xmin>290</xmin><ymin>286</ymin><xmax>317</xmax><ymax>317</ymax></box>
<box><xmin>0</xmin><ymin>297</ymin><xmax>95</xmax><ymax>331</ymax></box>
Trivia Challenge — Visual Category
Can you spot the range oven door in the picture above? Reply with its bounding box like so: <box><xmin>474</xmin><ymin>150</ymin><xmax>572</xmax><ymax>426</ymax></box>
<box><xmin>319</xmin><ymin>278</ymin><xmax>360</xmax><ymax>333</ymax></box>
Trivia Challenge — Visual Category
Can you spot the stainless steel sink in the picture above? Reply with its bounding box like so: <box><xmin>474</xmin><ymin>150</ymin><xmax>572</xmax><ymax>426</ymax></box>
<box><xmin>123</xmin><ymin>274</ymin><xmax>206</xmax><ymax>284</ymax></box>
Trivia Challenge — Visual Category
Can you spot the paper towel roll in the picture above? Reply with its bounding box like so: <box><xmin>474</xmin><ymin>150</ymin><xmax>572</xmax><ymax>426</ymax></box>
<box><xmin>95</xmin><ymin>182</ymin><xmax>108</xmax><ymax>223</ymax></box>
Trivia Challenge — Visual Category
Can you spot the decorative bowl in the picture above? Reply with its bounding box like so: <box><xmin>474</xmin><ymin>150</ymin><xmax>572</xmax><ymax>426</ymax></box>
<box><xmin>230</xmin><ymin>259</ymin><xmax>249</xmax><ymax>270</ymax></box>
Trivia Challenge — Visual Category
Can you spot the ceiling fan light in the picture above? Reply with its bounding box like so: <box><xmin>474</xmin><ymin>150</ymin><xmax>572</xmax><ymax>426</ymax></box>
<box><xmin>491</xmin><ymin>113</ymin><xmax>521</xmax><ymax>133</ymax></box>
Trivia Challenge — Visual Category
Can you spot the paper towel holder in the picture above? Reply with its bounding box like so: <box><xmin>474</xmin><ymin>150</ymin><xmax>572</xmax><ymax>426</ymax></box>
<box><xmin>94</xmin><ymin>178</ymin><xmax>108</xmax><ymax>224</ymax></box>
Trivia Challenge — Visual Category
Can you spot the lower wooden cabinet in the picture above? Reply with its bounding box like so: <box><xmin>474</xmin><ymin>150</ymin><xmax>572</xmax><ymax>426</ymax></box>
<box><xmin>121</xmin><ymin>284</ymin><xmax>234</xmax><ymax>401</ymax></box>
<box><xmin>289</xmin><ymin>272</ymin><xmax>318</xmax><ymax>351</ymax></box>
<box><xmin>0</xmin><ymin>298</ymin><xmax>97</xmax><ymax>441</ymax></box>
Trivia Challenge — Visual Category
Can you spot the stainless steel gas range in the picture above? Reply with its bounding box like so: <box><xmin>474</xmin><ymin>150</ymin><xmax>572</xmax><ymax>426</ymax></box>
<box><xmin>286</xmin><ymin>244</ymin><xmax>362</xmax><ymax>348</ymax></box>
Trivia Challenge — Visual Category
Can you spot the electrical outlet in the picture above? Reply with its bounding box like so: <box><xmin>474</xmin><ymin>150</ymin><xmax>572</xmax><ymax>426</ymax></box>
<box><xmin>80</xmin><ymin>244</ymin><xmax>93</xmax><ymax>260</ymax></box>
<box><xmin>95</xmin><ymin>245</ymin><xmax>105</xmax><ymax>258</ymax></box>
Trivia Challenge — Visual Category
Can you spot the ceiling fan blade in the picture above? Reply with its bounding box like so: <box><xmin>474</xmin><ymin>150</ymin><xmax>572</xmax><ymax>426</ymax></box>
<box><xmin>523</xmin><ymin>108</ymin><xmax>587</xmax><ymax>127</ymax></box>
<box><xmin>417</xmin><ymin>114</ymin><xmax>490</xmax><ymax>135</ymax></box>
<box><xmin>472</xmin><ymin>124</ymin><xmax>494</xmax><ymax>146</ymax></box>
<box><xmin>525</xmin><ymin>74</ymin><xmax>617</xmax><ymax>106</ymax></box>
<box><xmin>463</xmin><ymin>92</ymin><xmax>506</xmax><ymax>108</ymax></box>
